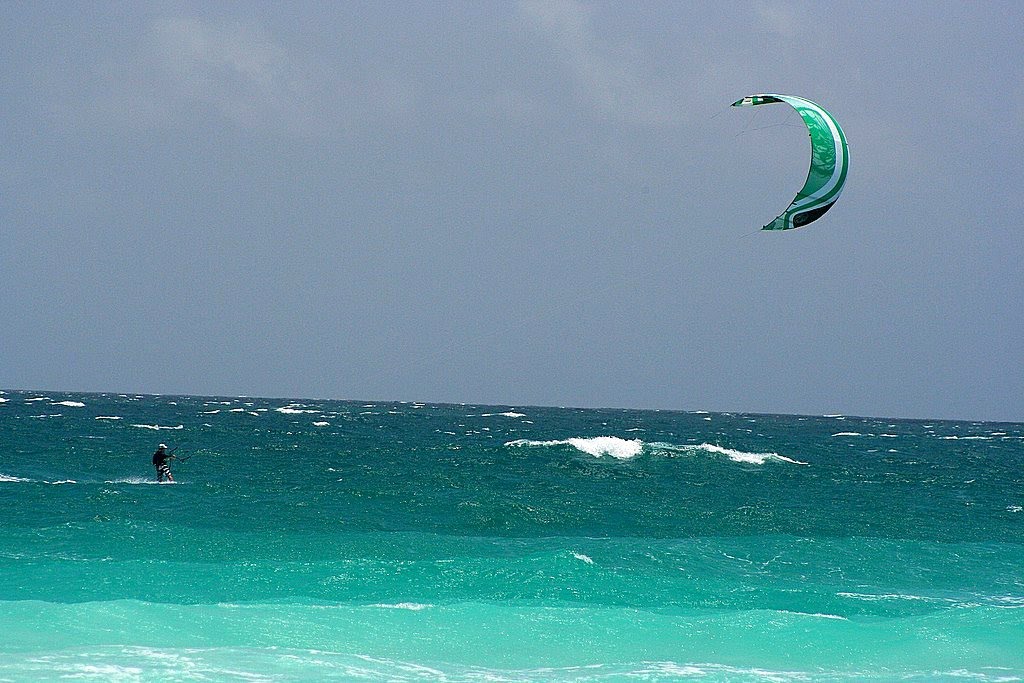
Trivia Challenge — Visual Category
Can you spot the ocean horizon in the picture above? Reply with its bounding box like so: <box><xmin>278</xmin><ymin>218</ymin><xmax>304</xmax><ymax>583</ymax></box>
<box><xmin>2</xmin><ymin>388</ymin><xmax>1022</xmax><ymax>681</ymax></box>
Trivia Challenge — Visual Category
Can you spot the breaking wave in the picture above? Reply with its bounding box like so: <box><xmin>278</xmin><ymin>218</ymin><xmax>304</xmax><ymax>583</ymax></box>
<box><xmin>505</xmin><ymin>437</ymin><xmax>806</xmax><ymax>465</ymax></box>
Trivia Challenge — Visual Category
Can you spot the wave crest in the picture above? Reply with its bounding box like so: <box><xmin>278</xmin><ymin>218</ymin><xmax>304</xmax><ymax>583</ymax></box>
<box><xmin>506</xmin><ymin>437</ymin><xmax>643</xmax><ymax>460</ymax></box>
<box><xmin>506</xmin><ymin>438</ymin><xmax>806</xmax><ymax>465</ymax></box>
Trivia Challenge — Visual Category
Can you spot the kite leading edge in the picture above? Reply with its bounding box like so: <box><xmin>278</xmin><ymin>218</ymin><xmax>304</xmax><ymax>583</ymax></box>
<box><xmin>732</xmin><ymin>94</ymin><xmax>849</xmax><ymax>231</ymax></box>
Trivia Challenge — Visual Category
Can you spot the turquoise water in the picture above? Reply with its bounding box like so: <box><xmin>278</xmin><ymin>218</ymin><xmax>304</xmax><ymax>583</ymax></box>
<box><xmin>1</xmin><ymin>390</ymin><xmax>1022</xmax><ymax>681</ymax></box>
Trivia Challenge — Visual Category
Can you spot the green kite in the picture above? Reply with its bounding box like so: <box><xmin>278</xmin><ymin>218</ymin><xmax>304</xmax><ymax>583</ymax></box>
<box><xmin>732</xmin><ymin>94</ymin><xmax>849</xmax><ymax>231</ymax></box>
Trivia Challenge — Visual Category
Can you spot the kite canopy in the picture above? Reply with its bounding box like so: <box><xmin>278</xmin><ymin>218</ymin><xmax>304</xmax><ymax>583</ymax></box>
<box><xmin>732</xmin><ymin>94</ymin><xmax>849</xmax><ymax>231</ymax></box>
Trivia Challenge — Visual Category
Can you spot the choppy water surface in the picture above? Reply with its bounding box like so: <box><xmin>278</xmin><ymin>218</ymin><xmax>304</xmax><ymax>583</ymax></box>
<box><xmin>1</xmin><ymin>391</ymin><xmax>1022</xmax><ymax>680</ymax></box>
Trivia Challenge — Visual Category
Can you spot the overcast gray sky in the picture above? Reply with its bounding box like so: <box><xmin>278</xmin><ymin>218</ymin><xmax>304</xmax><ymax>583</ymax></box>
<box><xmin>2</xmin><ymin>1</ymin><xmax>1022</xmax><ymax>421</ymax></box>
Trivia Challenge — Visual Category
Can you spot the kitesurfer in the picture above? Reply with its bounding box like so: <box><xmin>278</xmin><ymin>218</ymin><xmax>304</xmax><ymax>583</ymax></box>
<box><xmin>152</xmin><ymin>443</ymin><xmax>176</xmax><ymax>483</ymax></box>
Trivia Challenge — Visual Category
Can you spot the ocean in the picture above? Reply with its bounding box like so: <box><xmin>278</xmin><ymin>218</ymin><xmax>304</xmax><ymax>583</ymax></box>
<box><xmin>1</xmin><ymin>390</ymin><xmax>1021</xmax><ymax>681</ymax></box>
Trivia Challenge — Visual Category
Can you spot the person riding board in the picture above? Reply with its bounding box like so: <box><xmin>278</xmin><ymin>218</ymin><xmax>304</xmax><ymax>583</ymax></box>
<box><xmin>152</xmin><ymin>443</ymin><xmax>177</xmax><ymax>482</ymax></box>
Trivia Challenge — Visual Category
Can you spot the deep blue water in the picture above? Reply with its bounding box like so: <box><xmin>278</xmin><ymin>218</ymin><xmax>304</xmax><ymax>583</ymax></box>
<box><xmin>1</xmin><ymin>390</ymin><xmax>1022</xmax><ymax>681</ymax></box>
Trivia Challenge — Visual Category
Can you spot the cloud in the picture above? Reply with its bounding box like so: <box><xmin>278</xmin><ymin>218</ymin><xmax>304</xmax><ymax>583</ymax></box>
<box><xmin>517</xmin><ymin>0</ymin><xmax>685</xmax><ymax>126</ymax></box>
<box><xmin>150</xmin><ymin>17</ymin><xmax>294</xmax><ymax>127</ymax></box>
<box><xmin>158</xmin><ymin>20</ymin><xmax>283</xmax><ymax>109</ymax></box>
<box><xmin>60</xmin><ymin>15</ymin><xmax>415</xmax><ymax>137</ymax></box>
<box><xmin>752</xmin><ymin>1</ymin><xmax>802</xmax><ymax>39</ymax></box>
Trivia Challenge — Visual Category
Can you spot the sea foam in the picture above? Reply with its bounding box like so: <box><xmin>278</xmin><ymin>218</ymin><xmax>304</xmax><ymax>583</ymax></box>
<box><xmin>689</xmin><ymin>443</ymin><xmax>808</xmax><ymax>465</ymax></box>
<box><xmin>506</xmin><ymin>438</ymin><xmax>806</xmax><ymax>464</ymax></box>
<box><xmin>368</xmin><ymin>603</ymin><xmax>433</xmax><ymax>611</ymax></box>
<box><xmin>506</xmin><ymin>437</ymin><xmax>643</xmax><ymax>459</ymax></box>
<box><xmin>276</xmin><ymin>406</ymin><xmax>319</xmax><ymax>414</ymax></box>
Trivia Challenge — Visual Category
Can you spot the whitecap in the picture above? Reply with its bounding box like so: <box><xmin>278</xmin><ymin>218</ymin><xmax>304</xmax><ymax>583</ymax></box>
<box><xmin>131</xmin><ymin>424</ymin><xmax>184</xmax><ymax>430</ymax></box>
<box><xmin>53</xmin><ymin>400</ymin><xmax>85</xmax><ymax>407</ymax></box>
<box><xmin>313</xmin><ymin>421</ymin><xmax>330</xmax><ymax>427</ymax></box>
<box><xmin>837</xmin><ymin>591</ymin><xmax>950</xmax><ymax>604</ymax></box>
<box><xmin>368</xmin><ymin>603</ymin><xmax>433</xmax><ymax>611</ymax></box>
<box><xmin>276</xmin><ymin>406</ymin><xmax>318</xmax><ymax>414</ymax></box>
<box><xmin>832</xmin><ymin>432</ymin><xmax>862</xmax><ymax>437</ymax></box>
<box><xmin>572</xmin><ymin>552</ymin><xmax>594</xmax><ymax>565</ymax></box>
<box><xmin>95</xmin><ymin>416</ymin><xmax>122</xmax><ymax>420</ymax></box>
<box><xmin>697</xmin><ymin>443</ymin><xmax>807</xmax><ymax>465</ymax></box>
<box><xmin>0</xmin><ymin>397</ymin><xmax>8</xmax><ymax>403</ymax></box>
<box><xmin>506</xmin><ymin>437</ymin><xmax>643</xmax><ymax>460</ymax></box>
<box><xmin>778</xmin><ymin>610</ymin><xmax>848</xmax><ymax>620</ymax></box>
<box><xmin>507</xmin><ymin>438</ymin><xmax>805</xmax><ymax>465</ymax></box>
<box><xmin>1</xmin><ymin>473</ymin><xmax>32</xmax><ymax>482</ymax></box>
<box><xmin>992</xmin><ymin>595</ymin><xmax>1024</xmax><ymax>607</ymax></box>
<box><xmin>652</xmin><ymin>442</ymin><xmax>806</xmax><ymax>465</ymax></box>
<box><xmin>62</xmin><ymin>664</ymin><xmax>144</xmax><ymax>678</ymax></box>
